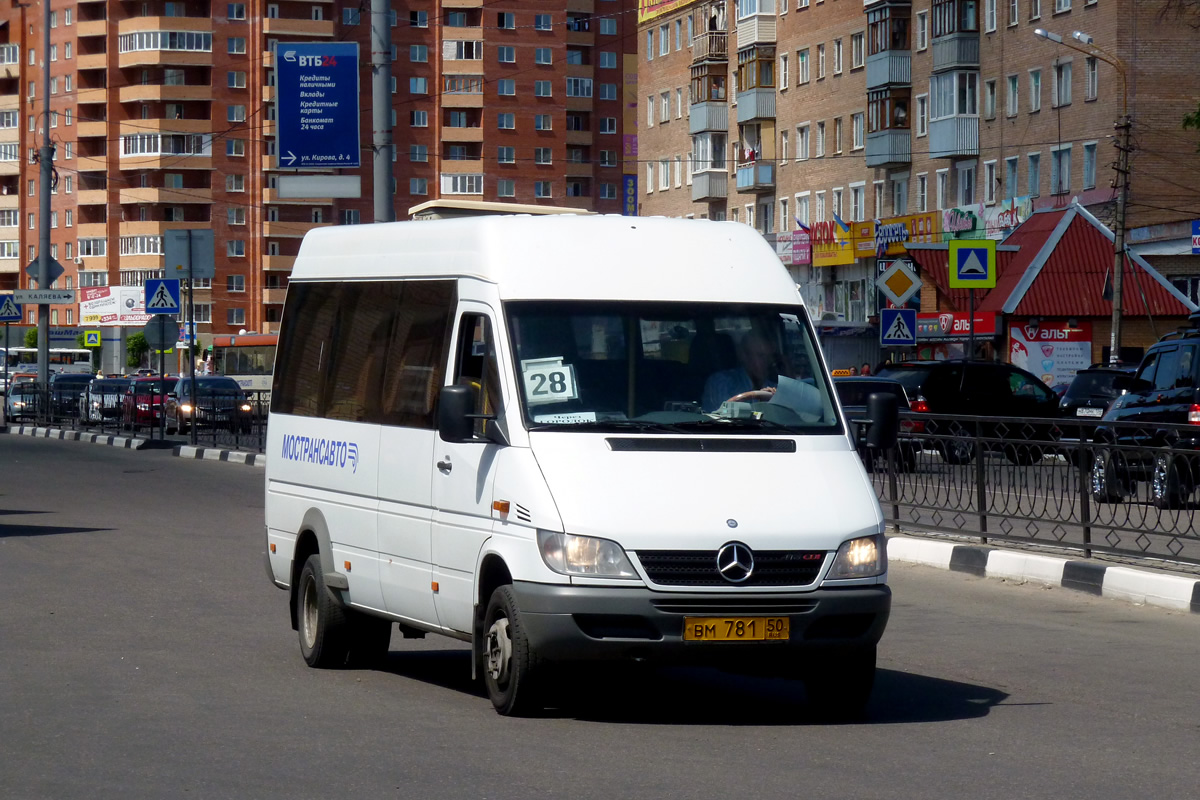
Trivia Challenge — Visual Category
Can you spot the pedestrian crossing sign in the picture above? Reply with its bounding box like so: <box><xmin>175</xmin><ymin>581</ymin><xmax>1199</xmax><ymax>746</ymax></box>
<box><xmin>880</xmin><ymin>308</ymin><xmax>917</xmax><ymax>347</ymax></box>
<box><xmin>948</xmin><ymin>239</ymin><xmax>997</xmax><ymax>289</ymax></box>
<box><xmin>0</xmin><ymin>294</ymin><xmax>21</xmax><ymax>322</ymax></box>
<box><xmin>144</xmin><ymin>279</ymin><xmax>181</xmax><ymax>315</ymax></box>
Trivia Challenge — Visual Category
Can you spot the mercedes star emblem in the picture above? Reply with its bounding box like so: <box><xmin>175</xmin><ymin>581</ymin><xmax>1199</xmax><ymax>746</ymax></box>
<box><xmin>716</xmin><ymin>542</ymin><xmax>754</xmax><ymax>584</ymax></box>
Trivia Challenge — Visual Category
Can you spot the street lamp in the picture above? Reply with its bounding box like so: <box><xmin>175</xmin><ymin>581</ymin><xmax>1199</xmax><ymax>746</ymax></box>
<box><xmin>1034</xmin><ymin>28</ymin><xmax>1131</xmax><ymax>366</ymax></box>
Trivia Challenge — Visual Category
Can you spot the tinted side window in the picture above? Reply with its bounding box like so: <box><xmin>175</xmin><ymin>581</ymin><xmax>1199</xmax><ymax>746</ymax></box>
<box><xmin>1134</xmin><ymin>351</ymin><xmax>1160</xmax><ymax>388</ymax></box>
<box><xmin>378</xmin><ymin>281</ymin><xmax>456</xmax><ymax>428</ymax></box>
<box><xmin>272</xmin><ymin>282</ymin><xmax>343</xmax><ymax>417</ymax></box>
<box><xmin>1152</xmin><ymin>347</ymin><xmax>1180</xmax><ymax>392</ymax></box>
<box><xmin>1008</xmin><ymin>369</ymin><xmax>1052</xmax><ymax>402</ymax></box>
<box><xmin>451</xmin><ymin>313</ymin><xmax>503</xmax><ymax>437</ymax></box>
<box><xmin>1176</xmin><ymin>346</ymin><xmax>1196</xmax><ymax>389</ymax></box>
<box><xmin>323</xmin><ymin>283</ymin><xmax>402</xmax><ymax>422</ymax></box>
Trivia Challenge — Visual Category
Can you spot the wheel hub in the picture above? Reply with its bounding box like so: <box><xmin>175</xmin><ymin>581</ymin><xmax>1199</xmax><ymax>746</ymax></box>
<box><xmin>301</xmin><ymin>578</ymin><xmax>318</xmax><ymax>649</ymax></box>
<box><xmin>485</xmin><ymin>617</ymin><xmax>512</xmax><ymax>683</ymax></box>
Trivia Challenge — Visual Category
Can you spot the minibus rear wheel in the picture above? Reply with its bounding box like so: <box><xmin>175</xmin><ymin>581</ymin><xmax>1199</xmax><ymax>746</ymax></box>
<box><xmin>482</xmin><ymin>585</ymin><xmax>545</xmax><ymax>716</ymax></box>
<box><xmin>297</xmin><ymin>554</ymin><xmax>350</xmax><ymax>668</ymax></box>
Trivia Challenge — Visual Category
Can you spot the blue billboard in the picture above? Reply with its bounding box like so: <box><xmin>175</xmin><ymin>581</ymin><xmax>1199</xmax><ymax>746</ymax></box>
<box><xmin>276</xmin><ymin>42</ymin><xmax>361</xmax><ymax>169</ymax></box>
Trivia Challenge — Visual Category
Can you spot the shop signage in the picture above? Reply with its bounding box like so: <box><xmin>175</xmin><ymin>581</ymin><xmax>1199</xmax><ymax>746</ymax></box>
<box><xmin>852</xmin><ymin>212</ymin><xmax>942</xmax><ymax>259</ymax></box>
<box><xmin>942</xmin><ymin>197</ymin><xmax>1034</xmax><ymax>241</ymax></box>
<box><xmin>1009</xmin><ymin>321</ymin><xmax>1093</xmax><ymax>387</ymax></box>
<box><xmin>916</xmin><ymin>311</ymin><xmax>998</xmax><ymax>340</ymax></box>
<box><xmin>811</xmin><ymin>219</ymin><xmax>855</xmax><ymax>267</ymax></box>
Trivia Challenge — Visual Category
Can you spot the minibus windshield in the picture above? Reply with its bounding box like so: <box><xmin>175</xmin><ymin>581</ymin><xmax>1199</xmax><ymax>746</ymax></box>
<box><xmin>506</xmin><ymin>301</ymin><xmax>841</xmax><ymax>435</ymax></box>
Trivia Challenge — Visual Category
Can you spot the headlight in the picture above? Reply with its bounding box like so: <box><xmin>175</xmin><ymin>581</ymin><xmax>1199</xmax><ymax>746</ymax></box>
<box><xmin>180</xmin><ymin>403</ymin><xmax>193</xmax><ymax>413</ymax></box>
<box><xmin>240</xmin><ymin>403</ymin><xmax>252</xmax><ymax>412</ymax></box>
<box><xmin>537</xmin><ymin>530</ymin><xmax>637</xmax><ymax>577</ymax></box>
<box><xmin>826</xmin><ymin>534</ymin><xmax>887</xmax><ymax>579</ymax></box>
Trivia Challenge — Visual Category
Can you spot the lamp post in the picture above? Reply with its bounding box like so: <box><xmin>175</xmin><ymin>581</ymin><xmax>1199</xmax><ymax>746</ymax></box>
<box><xmin>1034</xmin><ymin>28</ymin><xmax>1130</xmax><ymax>367</ymax></box>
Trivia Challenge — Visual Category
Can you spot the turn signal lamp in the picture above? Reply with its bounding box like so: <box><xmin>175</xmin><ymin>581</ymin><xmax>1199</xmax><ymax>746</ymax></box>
<box><xmin>492</xmin><ymin>500</ymin><xmax>510</xmax><ymax>515</ymax></box>
<box><xmin>1189</xmin><ymin>405</ymin><xmax>1200</xmax><ymax>425</ymax></box>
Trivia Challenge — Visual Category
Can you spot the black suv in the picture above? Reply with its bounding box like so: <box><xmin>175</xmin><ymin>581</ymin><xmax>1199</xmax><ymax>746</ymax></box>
<box><xmin>1090</xmin><ymin>327</ymin><xmax>1200</xmax><ymax>508</ymax></box>
<box><xmin>834</xmin><ymin>376</ymin><xmax>916</xmax><ymax>471</ymax></box>
<box><xmin>1058</xmin><ymin>366</ymin><xmax>1135</xmax><ymax>420</ymax></box>
<box><xmin>874</xmin><ymin>360</ymin><xmax>1060</xmax><ymax>465</ymax></box>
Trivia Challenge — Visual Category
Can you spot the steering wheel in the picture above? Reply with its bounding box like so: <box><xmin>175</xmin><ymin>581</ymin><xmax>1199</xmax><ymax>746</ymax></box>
<box><xmin>727</xmin><ymin>389</ymin><xmax>775</xmax><ymax>404</ymax></box>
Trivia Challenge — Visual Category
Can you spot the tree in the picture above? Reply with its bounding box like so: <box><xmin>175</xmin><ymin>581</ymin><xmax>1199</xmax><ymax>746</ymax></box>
<box><xmin>126</xmin><ymin>332</ymin><xmax>149</xmax><ymax>369</ymax></box>
<box><xmin>23</xmin><ymin>328</ymin><xmax>37</xmax><ymax>348</ymax></box>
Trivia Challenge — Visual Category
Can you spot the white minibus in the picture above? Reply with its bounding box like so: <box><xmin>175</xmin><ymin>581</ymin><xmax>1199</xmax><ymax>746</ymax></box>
<box><xmin>265</xmin><ymin>215</ymin><xmax>896</xmax><ymax>716</ymax></box>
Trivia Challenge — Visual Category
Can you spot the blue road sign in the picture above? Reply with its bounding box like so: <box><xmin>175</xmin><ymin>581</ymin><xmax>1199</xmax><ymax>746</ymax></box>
<box><xmin>277</xmin><ymin>42</ymin><xmax>361</xmax><ymax>169</ymax></box>
<box><xmin>144</xmin><ymin>279</ymin><xmax>181</xmax><ymax>315</ymax></box>
<box><xmin>0</xmin><ymin>294</ymin><xmax>21</xmax><ymax>322</ymax></box>
<box><xmin>880</xmin><ymin>307</ymin><xmax>917</xmax><ymax>347</ymax></box>
<box><xmin>948</xmin><ymin>239</ymin><xmax>997</xmax><ymax>289</ymax></box>
<box><xmin>1192</xmin><ymin>220</ymin><xmax>1200</xmax><ymax>255</ymax></box>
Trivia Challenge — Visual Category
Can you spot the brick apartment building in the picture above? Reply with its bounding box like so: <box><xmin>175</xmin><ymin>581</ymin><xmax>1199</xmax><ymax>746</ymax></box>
<box><xmin>637</xmin><ymin>0</ymin><xmax>1200</xmax><ymax>369</ymax></box>
<box><xmin>0</xmin><ymin>0</ymin><xmax>638</xmax><ymax>346</ymax></box>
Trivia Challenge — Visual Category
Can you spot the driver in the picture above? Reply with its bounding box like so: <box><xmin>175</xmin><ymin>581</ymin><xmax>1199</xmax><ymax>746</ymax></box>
<box><xmin>701</xmin><ymin>332</ymin><xmax>778</xmax><ymax>412</ymax></box>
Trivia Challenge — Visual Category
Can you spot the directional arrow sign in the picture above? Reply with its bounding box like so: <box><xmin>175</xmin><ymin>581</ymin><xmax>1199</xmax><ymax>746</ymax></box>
<box><xmin>14</xmin><ymin>289</ymin><xmax>74</xmax><ymax>304</ymax></box>
<box><xmin>276</xmin><ymin>42</ymin><xmax>361</xmax><ymax>169</ymax></box>
<box><xmin>26</xmin><ymin>258</ymin><xmax>65</xmax><ymax>286</ymax></box>
<box><xmin>0</xmin><ymin>294</ymin><xmax>21</xmax><ymax>321</ymax></box>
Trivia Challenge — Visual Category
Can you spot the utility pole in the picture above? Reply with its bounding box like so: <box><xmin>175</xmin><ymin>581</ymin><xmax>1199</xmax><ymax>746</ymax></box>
<box><xmin>371</xmin><ymin>0</ymin><xmax>394</xmax><ymax>223</ymax></box>
<box><xmin>1109</xmin><ymin>115</ymin><xmax>1132</xmax><ymax>367</ymax></box>
<box><xmin>35</xmin><ymin>0</ymin><xmax>53</xmax><ymax>393</ymax></box>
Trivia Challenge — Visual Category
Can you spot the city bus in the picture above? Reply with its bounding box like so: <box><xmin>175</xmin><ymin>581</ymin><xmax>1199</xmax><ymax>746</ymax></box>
<box><xmin>1</xmin><ymin>347</ymin><xmax>93</xmax><ymax>375</ymax></box>
<box><xmin>208</xmin><ymin>334</ymin><xmax>277</xmax><ymax>391</ymax></box>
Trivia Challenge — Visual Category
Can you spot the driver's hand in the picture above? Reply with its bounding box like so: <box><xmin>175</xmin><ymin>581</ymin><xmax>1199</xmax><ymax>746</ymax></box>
<box><xmin>760</xmin><ymin>386</ymin><xmax>777</xmax><ymax>394</ymax></box>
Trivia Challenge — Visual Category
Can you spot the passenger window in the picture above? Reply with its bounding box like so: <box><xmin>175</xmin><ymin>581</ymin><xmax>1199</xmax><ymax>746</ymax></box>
<box><xmin>1008</xmin><ymin>370</ymin><xmax>1051</xmax><ymax>402</ymax></box>
<box><xmin>379</xmin><ymin>281</ymin><xmax>456</xmax><ymax>428</ymax></box>
<box><xmin>1134</xmin><ymin>351</ymin><xmax>1159</xmax><ymax>388</ymax></box>
<box><xmin>1152</xmin><ymin>348</ymin><xmax>1179</xmax><ymax>392</ymax></box>
<box><xmin>271</xmin><ymin>282</ymin><xmax>344</xmax><ymax>417</ymax></box>
<box><xmin>1175</xmin><ymin>346</ymin><xmax>1196</xmax><ymax>389</ymax></box>
<box><xmin>451</xmin><ymin>313</ymin><xmax>503</xmax><ymax>438</ymax></box>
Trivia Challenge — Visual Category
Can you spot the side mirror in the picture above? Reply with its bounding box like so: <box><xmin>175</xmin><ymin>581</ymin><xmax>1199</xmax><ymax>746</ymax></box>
<box><xmin>865</xmin><ymin>392</ymin><xmax>899</xmax><ymax>451</ymax></box>
<box><xmin>438</xmin><ymin>384</ymin><xmax>475</xmax><ymax>443</ymax></box>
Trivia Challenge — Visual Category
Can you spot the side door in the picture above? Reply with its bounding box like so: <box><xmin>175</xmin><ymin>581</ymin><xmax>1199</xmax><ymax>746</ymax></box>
<box><xmin>431</xmin><ymin>305</ymin><xmax>506</xmax><ymax>635</ymax></box>
<box><xmin>1162</xmin><ymin>343</ymin><xmax>1197</xmax><ymax>431</ymax></box>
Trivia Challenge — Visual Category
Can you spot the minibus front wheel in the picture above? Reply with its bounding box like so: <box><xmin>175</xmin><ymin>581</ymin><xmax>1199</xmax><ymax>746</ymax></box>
<box><xmin>297</xmin><ymin>554</ymin><xmax>350</xmax><ymax>668</ymax></box>
<box><xmin>482</xmin><ymin>585</ymin><xmax>545</xmax><ymax>716</ymax></box>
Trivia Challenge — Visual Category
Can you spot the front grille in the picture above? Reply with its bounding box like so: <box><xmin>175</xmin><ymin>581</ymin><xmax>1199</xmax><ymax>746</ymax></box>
<box><xmin>650</xmin><ymin>597</ymin><xmax>818</xmax><ymax>615</ymax></box>
<box><xmin>635</xmin><ymin>550</ymin><xmax>827</xmax><ymax>587</ymax></box>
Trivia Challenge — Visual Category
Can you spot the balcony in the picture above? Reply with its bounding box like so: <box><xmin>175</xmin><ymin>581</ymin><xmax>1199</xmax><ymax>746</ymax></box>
<box><xmin>690</xmin><ymin>101</ymin><xmax>729</xmax><ymax>134</ymax></box>
<box><xmin>77</xmin><ymin>154</ymin><xmax>109</xmax><ymax>172</ymax></box>
<box><xmin>76</xmin><ymin>87</ymin><xmax>108</xmax><ymax>105</ymax></box>
<box><xmin>736</xmin><ymin>14</ymin><xmax>776</xmax><ymax>50</ymax></box>
<box><xmin>932</xmin><ymin>32</ymin><xmax>979</xmax><ymax>72</ymax></box>
<box><xmin>263</xmin><ymin>85</ymin><xmax>274</xmax><ymax>103</ymax></box>
<box><xmin>692</xmin><ymin>31</ymin><xmax>728</xmax><ymax>64</ymax></box>
<box><xmin>0</xmin><ymin>161</ymin><xmax>18</xmax><ymax>177</ymax></box>
<box><xmin>263</xmin><ymin>188</ymin><xmax>330</xmax><ymax>205</ymax></box>
<box><xmin>119</xmin><ymin>84</ymin><xmax>213</xmax><ymax>103</ymax></box>
<box><xmin>118</xmin><ymin>119</ymin><xmax>212</xmax><ymax>137</ymax></box>
<box><xmin>565</xmin><ymin>129</ymin><xmax>593</xmax><ymax>146</ymax></box>
<box><xmin>264</xmin><ymin>220</ymin><xmax>333</xmax><ymax>238</ymax></box>
<box><xmin>76</xmin><ymin>120</ymin><xmax>108</xmax><ymax>138</ymax></box>
<box><xmin>865</xmin><ymin>50</ymin><xmax>911</xmax><ymax>90</ymax></box>
<box><xmin>565</xmin><ymin>161</ymin><xmax>593</xmax><ymax>178</ymax></box>
<box><xmin>76</xmin><ymin>189</ymin><xmax>108</xmax><ymax>206</ymax></box>
<box><xmin>928</xmin><ymin>116</ymin><xmax>979</xmax><ymax>158</ymax></box>
<box><xmin>263</xmin><ymin>18</ymin><xmax>335</xmax><ymax>37</ymax></box>
<box><xmin>443</xmin><ymin>0</ymin><xmax>485</xmax><ymax>6</ymax></box>
<box><xmin>263</xmin><ymin>255</ymin><xmax>296</xmax><ymax>271</ymax></box>
<box><xmin>263</xmin><ymin>288</ymin><xmax>287</xmax><ymax>305</ymax></box>
<box><xmin>77</xmin><ymin>19</ymin><xmax>107</xmax><ymax>38</ymax></box>
<box><xmin>441</xmin><ymin>158</ymin><xmax>484</xmax><ymax>174</ymax></box>
<box><xmin>735</xmin><ymin>160</ymin><xmax>774</xmax><ymax>193</ymax></box>
<box><xmin>120</xmin><ymin>154</ymin><xmax>213</xmax><ymax>171</ymax></box>
<box><xmin>119</xmin><ymin>221</ymin><xmax>194</xmax><ymax>237</ymax></box>
<box><xmin>119</xmin><ymin>49</ymin><xmax>213</xmax><ymax>70</ymax></box>
<box><xmin>736</xmin><ymin>87</ymin><xmax>775</xmax><ymax>124</ymax></box>
<box><xmin>119</xmin><ymin>186</ymin><xmax>213</xmax><ymax>204</ymax></box>
<box><xmin>77</xmin><ymin>223</ymin><xmax>107</xmax><ymax>239</ymax></box>
<box><xmin>77</xmin><ymin>53</ymin><xmax>108</xmax><ymax>70</ymax></box>
<box><xmin>0</xmin><ymin>192</ymin><xmax>19</xmax><ymax>208</ymax></box>
<box><xmin>443</xmin><ymin>92</ymin><xmax>484</xmax><ymax>108</ymax></box>
<box><xmin>439</xmin><ymin>126</ymin><xmax>483</xmax><ymax>143</ymax></box>
<box><xmin>691</xmin><ymin>169</ymin><xmax>728</xmax><ymax>202</ymax></box>
<box><xmin>865</xmin><ymin>129</ymin><xmax>912</xmax><ymax>167</ymax></box>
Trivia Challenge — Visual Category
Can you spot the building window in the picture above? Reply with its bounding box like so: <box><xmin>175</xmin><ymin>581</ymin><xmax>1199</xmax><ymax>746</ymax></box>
<box><xmin>1027</xmin><ymin>152</ymin><xmax>1040</xmax><ymax>196</ymax></box>
<box><xmin>410</xmin><ymin>10</ymin><xmax>428</xmax><ymax>27</ymax></box>
<box><xmin>227</xmin><ymin>104</ymin><xmax>246</xmax><ymax>122</ymax></box>
<box><xmin>411</xmin><ymin>110</ymin><xmax>428</xmax><ymax>127</ymax></box>
<box><xmin>850</xmin><ymin>186</ymin><xmax>864</xmax><ymax>221</ymax></box>
<box><xmin>936</xmin><ymin>169</ymin><xmax>949</xmax><ymax>210</ymax></box>
<box><xmin>1029</xmin><ymin>69</ymin><xmax>1041</xmax><ymax>112</ymax></box>
<box><xmin>984</xmin><ymin>0</ymin><xmax>996</xmax><ymax>32</ymax></box>
<box><xmin>1055</xmin><ymin>0</ymin><xmax>1070</xmax><ymax>11</ymax></box>
<box><xmin>833</xmin><ymin>39</ymin><xmax>842</xmax><ymax>74</ymax></box>
<box><xmin>893</xmin><ymin>178</ymin><xmax>908</xmax><ymax>215</ymax></box>
<box><xmin>228</xmin><ymin>37</ymin><xmax>246</xmax><ymax>54</ymax></box>
<box><xmin>1051</xmin><ymin>145</ymin><xmax>1071</xmax><ymax>194</ymax></box>
<box><xmin>852</xmin><ymin>113</ymin><xmax>865</xmax><ymax>149</ymax></box>
<box><xmin>915</xmin><ymin>94</ymin><xmax>928</xmax><ymax>136</ymax></box>
<box><xmin>1005</xmin><ymin>156</ymin><xmax>1018</xmax><ymax>200</ymax></box>
<box><xmin>534</xmin><ymin>80</ymin><xmax>552</xmax><ymax>97</ymax></box>
<box><xmin>227</xmin><ymin>240</ymin><xmax>246</xmax><ymax>257</ymax></box>
<box><xmin>917</xmin><ymin>174</ymin><xmax>928</xmax><ymax>211</ymax></box>
<box><xmin>569</xmin><ymin>78</ymin><xmax>594</xmax><ymax>98</ymax></box>
<box><xmin>1030</xmin><ymin>0</ymin><xmax>1041</xmax><ymax>19</ymax></box>
<box><xmin>536</xmin><ymin>114</ymin><xmax>552</xmax><ymax>130</ymax></box>
<box><xmin>957</xmin><ymin>164</ymin><xmax>975</xmax><ymax>205</ymax></box>
<box><xmin>930</xmin><ymin>71</ymin><xmax>977</xmax><ymax>120</ymax></box>
<box><xmin>1009</xmin><ymin>0</ymin><xmax>1018</xmax><ymax>25</ymax></box>
<box><xmin>535</xmin><ymin>147</ymin><xmax>553</xmax><ymax>165</ymax></box>
<box><xmin>1006</xmin><ymin>75</ymin><xmax>1019</xmax><ymax>116</ymax></box>
<box><xmin>983</xmin><ymin>79</ymin><xmax>996</xmax><ymax>119</ymax></box>
<box><xmin>497</xmin><ymin>113</ymin><xmax>515</xmax><ymax>129</ymax></box>
<box><xmin>797</xmin><ymin>124</ymin><xmax>810</xmax><ymax>159</ymax></box>
<box><xmin>851</xmin><ymin>33</ymin><xmax>864</xmax><ymax>69</ymax></box>
<box><xmin>537</xmin><ymin>14</ymin><xmax>553</xmax><ymax>31</ymax></box>
<box><xmin>410</xmin><ymin>77</ymin><xmax>427</xmax><ymax>94</ymax></box>
<box><xmin>1083</xmin><ymin>142</ymin><xmax>1097</xmax><ymax>189</ymax></box>
<box><xmin>932</xmin><ymin>0</ymin><xmax>979</xmax><ymax>36</ymax></box>
<box><xmin>409</xmin><ymin>144</ymin><xmax>427</xmax><ymax>162</ymax></box>
<box><xmin>659</xmin><ymin>24</ymin><xmax>669</xmax><ymax>56</ymax></box>
<box><xmin>1052</xmin><ymin>61</ymin><xmax>1072</xmax><ymax>107</ymax></box>
<box><xmin>1085</xmin><ymin>57</ymin><xmax>1098</xmax><ymax>100</ymax></box>
<box><xmin>780</xmin><ymin>54</ymin><xmax>789</xmax><ymax>89</ymax></box>
<box><xmin>409</xmin><ymin>178</ymin><xmax>428</xmax><ymax>195</ymax></box>
<box><xmin>498</xmin><ymin>46</ymin><xmax>515</xmax><ymax>63</ymax></box>
<box><xmin>816</xmin><ymin>121</ymin><xmax>825</xmax><ymax>157</ymax></box>
<box><xmin>498</xmin><ymin>79</ymin><xmax>515</xmax><ymax>96</ymax></box>
<box><xmin>916</xmin><ymin>11</ymin><xmax>928</xmax><ymax>50</ymax></box>
<box><xmin>600</xmin><ymin>117</ymin><xmax>616</xmax><ymax>134</ymax></box>
<box><xmin>535</xmin><ymin>181</ymin><xmax>552</xmax><ymax>198</ymax></box>
<box><xmin>817</xmin><ymin>43</ymin><xmax>825</xmax><ymax>79</ymax></box>
<box><xmin>780</xmin><ymin>129</ymin><xmax>789</xmax><ymax>162</ymax></box>
<box><xmin>798</xmin><ymin>49</ymin><xmax>809</xmax><ymax>83</ymax></box>
<box><xmin>600</xmin><ymin>18</ymin><xmax>616</xmax><ymax>35</ymax></box>
<box><xmin>984</xmin><ymin>160</ymin><xmax>997</xmax><ymax>203</ymax></box>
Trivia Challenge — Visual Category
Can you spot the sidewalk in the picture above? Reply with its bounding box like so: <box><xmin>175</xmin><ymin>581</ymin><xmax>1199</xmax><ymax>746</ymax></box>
<box><xmin>888</xmin><ymin>534</ymin><xmax>1200</xmax><ymax>614</ymax></box>
<box><xmin>2</xmin><ymin>421</ymin><xmax>264</xmax><ymax>466</ymax></box>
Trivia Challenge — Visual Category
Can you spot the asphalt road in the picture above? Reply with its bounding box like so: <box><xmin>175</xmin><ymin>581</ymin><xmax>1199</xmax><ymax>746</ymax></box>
<box><xmin>2</xmin><ymin>435</ymin><xmax>1199</xmax><ymax>799</ymax></box>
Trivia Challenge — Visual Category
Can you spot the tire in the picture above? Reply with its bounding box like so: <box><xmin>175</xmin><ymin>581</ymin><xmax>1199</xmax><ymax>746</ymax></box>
<box><xmin>297</xmin><ymin>554</ymin><xmax>351</xmax><ymax>668</ymax></box>
<box><xmin>1152</xmin><ymin>452</ymin><xmax>1190</xmax><ymax>510</ymax></box>
<box><xmin>1091</xmin><ymin>449</ymin><xmax>1128</xmax><ymax>504</ymax></box>
<box><xmin>1004</xmin><ymin>444</ymin><xmax>1043</xmax><ymax>466</ymax></box>
<box><xmin>803</xmin><ymin>647</ymin><xmax>876</xmax><ymax>719</ymax></box>
<box><xmin>940</xmin><ymin>437</ymin><xmax>976</xmax><ymax>465</ymax></box>
<box><xmin>482</xmin><ymin>584</ymin><xmax>545</xmax><ymax>716</ymax></box>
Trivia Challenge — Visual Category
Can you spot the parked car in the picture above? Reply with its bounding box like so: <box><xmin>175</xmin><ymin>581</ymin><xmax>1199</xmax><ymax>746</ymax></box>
<box><xmin>1090</xmin><ymin>327</ymin><xmax>1200</xmax><ymax>508</ymax></box>
<box><xmin>80</xmin><ymin>377</ymin><xmax>134</xmax><ymax>425</ymax></box>
<box><xmin>121</xmin><ymin>376</ymin><xmax>176</xmax><ymax>432</ymax></box>
<box><xmin>48</xmin><ymin>372</ymin><xmax>95</xmax><ymax>420</ymax></box>
<box><xmin>1059</xmin><ymin>366</ymin><xmax>1136</xmax><ymax>420</ymax></box>
<box><xmin>4</xmin><ymin>381</ymin><xmax>41</xmax><ymax>422</ymax></box>
<box><xmin>166</xmin><ymin>376</ymin><xmax>253</xmax><ymax>434</ymax></box>
<box><xmin>833</xmin><ymin>376</ymin><xmax>917</xmax><ymax>470</ymax></box>
<box><xmin>874</xmin><ymin>359</ymin><xmax>1060</xmax><ymax>465</ymax></box>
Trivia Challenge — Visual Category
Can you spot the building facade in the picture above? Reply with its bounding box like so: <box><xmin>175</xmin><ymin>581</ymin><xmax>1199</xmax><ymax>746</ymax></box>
<box><xmin>637</xmin><ymin>0</ymin><xmax>1200</xmax><ymax>366</ymax></box>
<box><xmin>0</xmin><ymin>0</ymin><xmax>638</xmax><ymax>344</ymax></box>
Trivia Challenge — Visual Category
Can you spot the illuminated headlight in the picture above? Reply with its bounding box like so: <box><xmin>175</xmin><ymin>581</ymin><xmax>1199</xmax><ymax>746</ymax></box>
<box><xmin>537</xmin><ymin>530</ymin><xmax>637</xmax><ymax>578</ymax></box>
<box><xmin>826</xmin><ymin>535</ymin><xmax>887</xmax><ymax>579</ymax></box>
<box><xmin>240</xmin><ymin>403</ymin><xmax>252</xmax><ymax>412</ymax></box>
<box><xmin>180</xmin><ymin>403</ymin><xmax>193</xmax><ymax>413</ymax></box>
<box><xmin>12</xmin><ymin>401</ymin><xmax>25</xmax><ymax>409</ymax></box>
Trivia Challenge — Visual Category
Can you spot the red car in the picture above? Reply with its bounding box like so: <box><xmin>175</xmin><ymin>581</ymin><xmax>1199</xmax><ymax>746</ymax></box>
<box><xmin>121</xmin><ymin>376</ymin><xmax>177</xmax><ymax>431</ymax></box>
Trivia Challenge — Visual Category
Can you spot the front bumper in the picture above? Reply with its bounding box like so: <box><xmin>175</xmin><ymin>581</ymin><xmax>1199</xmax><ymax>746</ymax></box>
<box><xmin>510</xmin><ymin>581</ymin><xmax>890</xmax><ymax>667</ymax></box>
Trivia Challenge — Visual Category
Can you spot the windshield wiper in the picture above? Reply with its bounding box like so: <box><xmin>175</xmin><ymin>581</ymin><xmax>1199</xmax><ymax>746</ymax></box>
<box><xmin>679</xmin><ymin>416</ymin><xmax>799</xmax><ymax>432</ymax></box>
<box><xmin>527</xmin><ymin>419</ymin><xmax>693</xmax><ymax>434</ymax></box>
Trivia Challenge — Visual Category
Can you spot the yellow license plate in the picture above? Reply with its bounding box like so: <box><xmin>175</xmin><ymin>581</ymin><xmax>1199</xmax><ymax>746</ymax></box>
<box><xmin>683</xmin><ymin>617</ymin><xmax>790</xmax><ymax>642</ymax></box>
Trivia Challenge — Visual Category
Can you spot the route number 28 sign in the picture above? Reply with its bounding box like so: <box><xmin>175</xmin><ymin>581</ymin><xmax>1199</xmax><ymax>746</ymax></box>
<box><xmin>521</xmin><ymin>357</ymin><xmax>579</xmax><ymax>405</ymax></box>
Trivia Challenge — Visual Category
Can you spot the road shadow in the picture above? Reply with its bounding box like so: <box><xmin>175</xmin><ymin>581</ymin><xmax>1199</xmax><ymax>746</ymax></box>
<box><xmin>0</xmin><ymin>508</ymin><xmax>50</xmax><ymax>517</ymax></box>
<box><xmin>370</xmin><ymin>647</ymin><xmax>1010</xmax><ymax>725</ymax></box>
<box><xmin>0</xmin><ymin>523</ymin><xmax>113</xmax><ymax>538</ymax></box>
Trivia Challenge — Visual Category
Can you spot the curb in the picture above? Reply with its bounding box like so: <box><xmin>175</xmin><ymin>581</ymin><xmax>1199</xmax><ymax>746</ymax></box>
<box><xmin>173</xmin><ymin>444</ymin><xmax>266</xmax><ymax>467</ymax></box>
<box><xmin>888</xmin><ymin>535</ymin><xmax>1200</xmax><ymax>614</ymax></box>
<box><xmin>2</xmin><ymin>424</ymin><xmax>145</xmax><ymax>449</ymax></box>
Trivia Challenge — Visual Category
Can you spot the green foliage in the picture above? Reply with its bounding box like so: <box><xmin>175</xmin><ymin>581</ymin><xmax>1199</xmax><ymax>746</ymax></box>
<box><xmin>23</xmin><ymin>328</ymin><xmax>37</xmax><ymax>348</ymax></box>
<box><xmin>126</xmin><ymin>332</ymin><xmax>149</xmax><ymax>368</ymax></box>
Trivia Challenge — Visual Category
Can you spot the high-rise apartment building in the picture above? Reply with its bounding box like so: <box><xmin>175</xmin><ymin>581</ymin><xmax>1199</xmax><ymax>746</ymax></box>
<box><xmin>0</xmin><ymin>0</ymin><xmax>638</xmax><ymax>340</ymax></box>
<box><xmin>639</xmin><ymin>0</ymin><xmax>1200</xmax><ymax>361</ymax></box>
